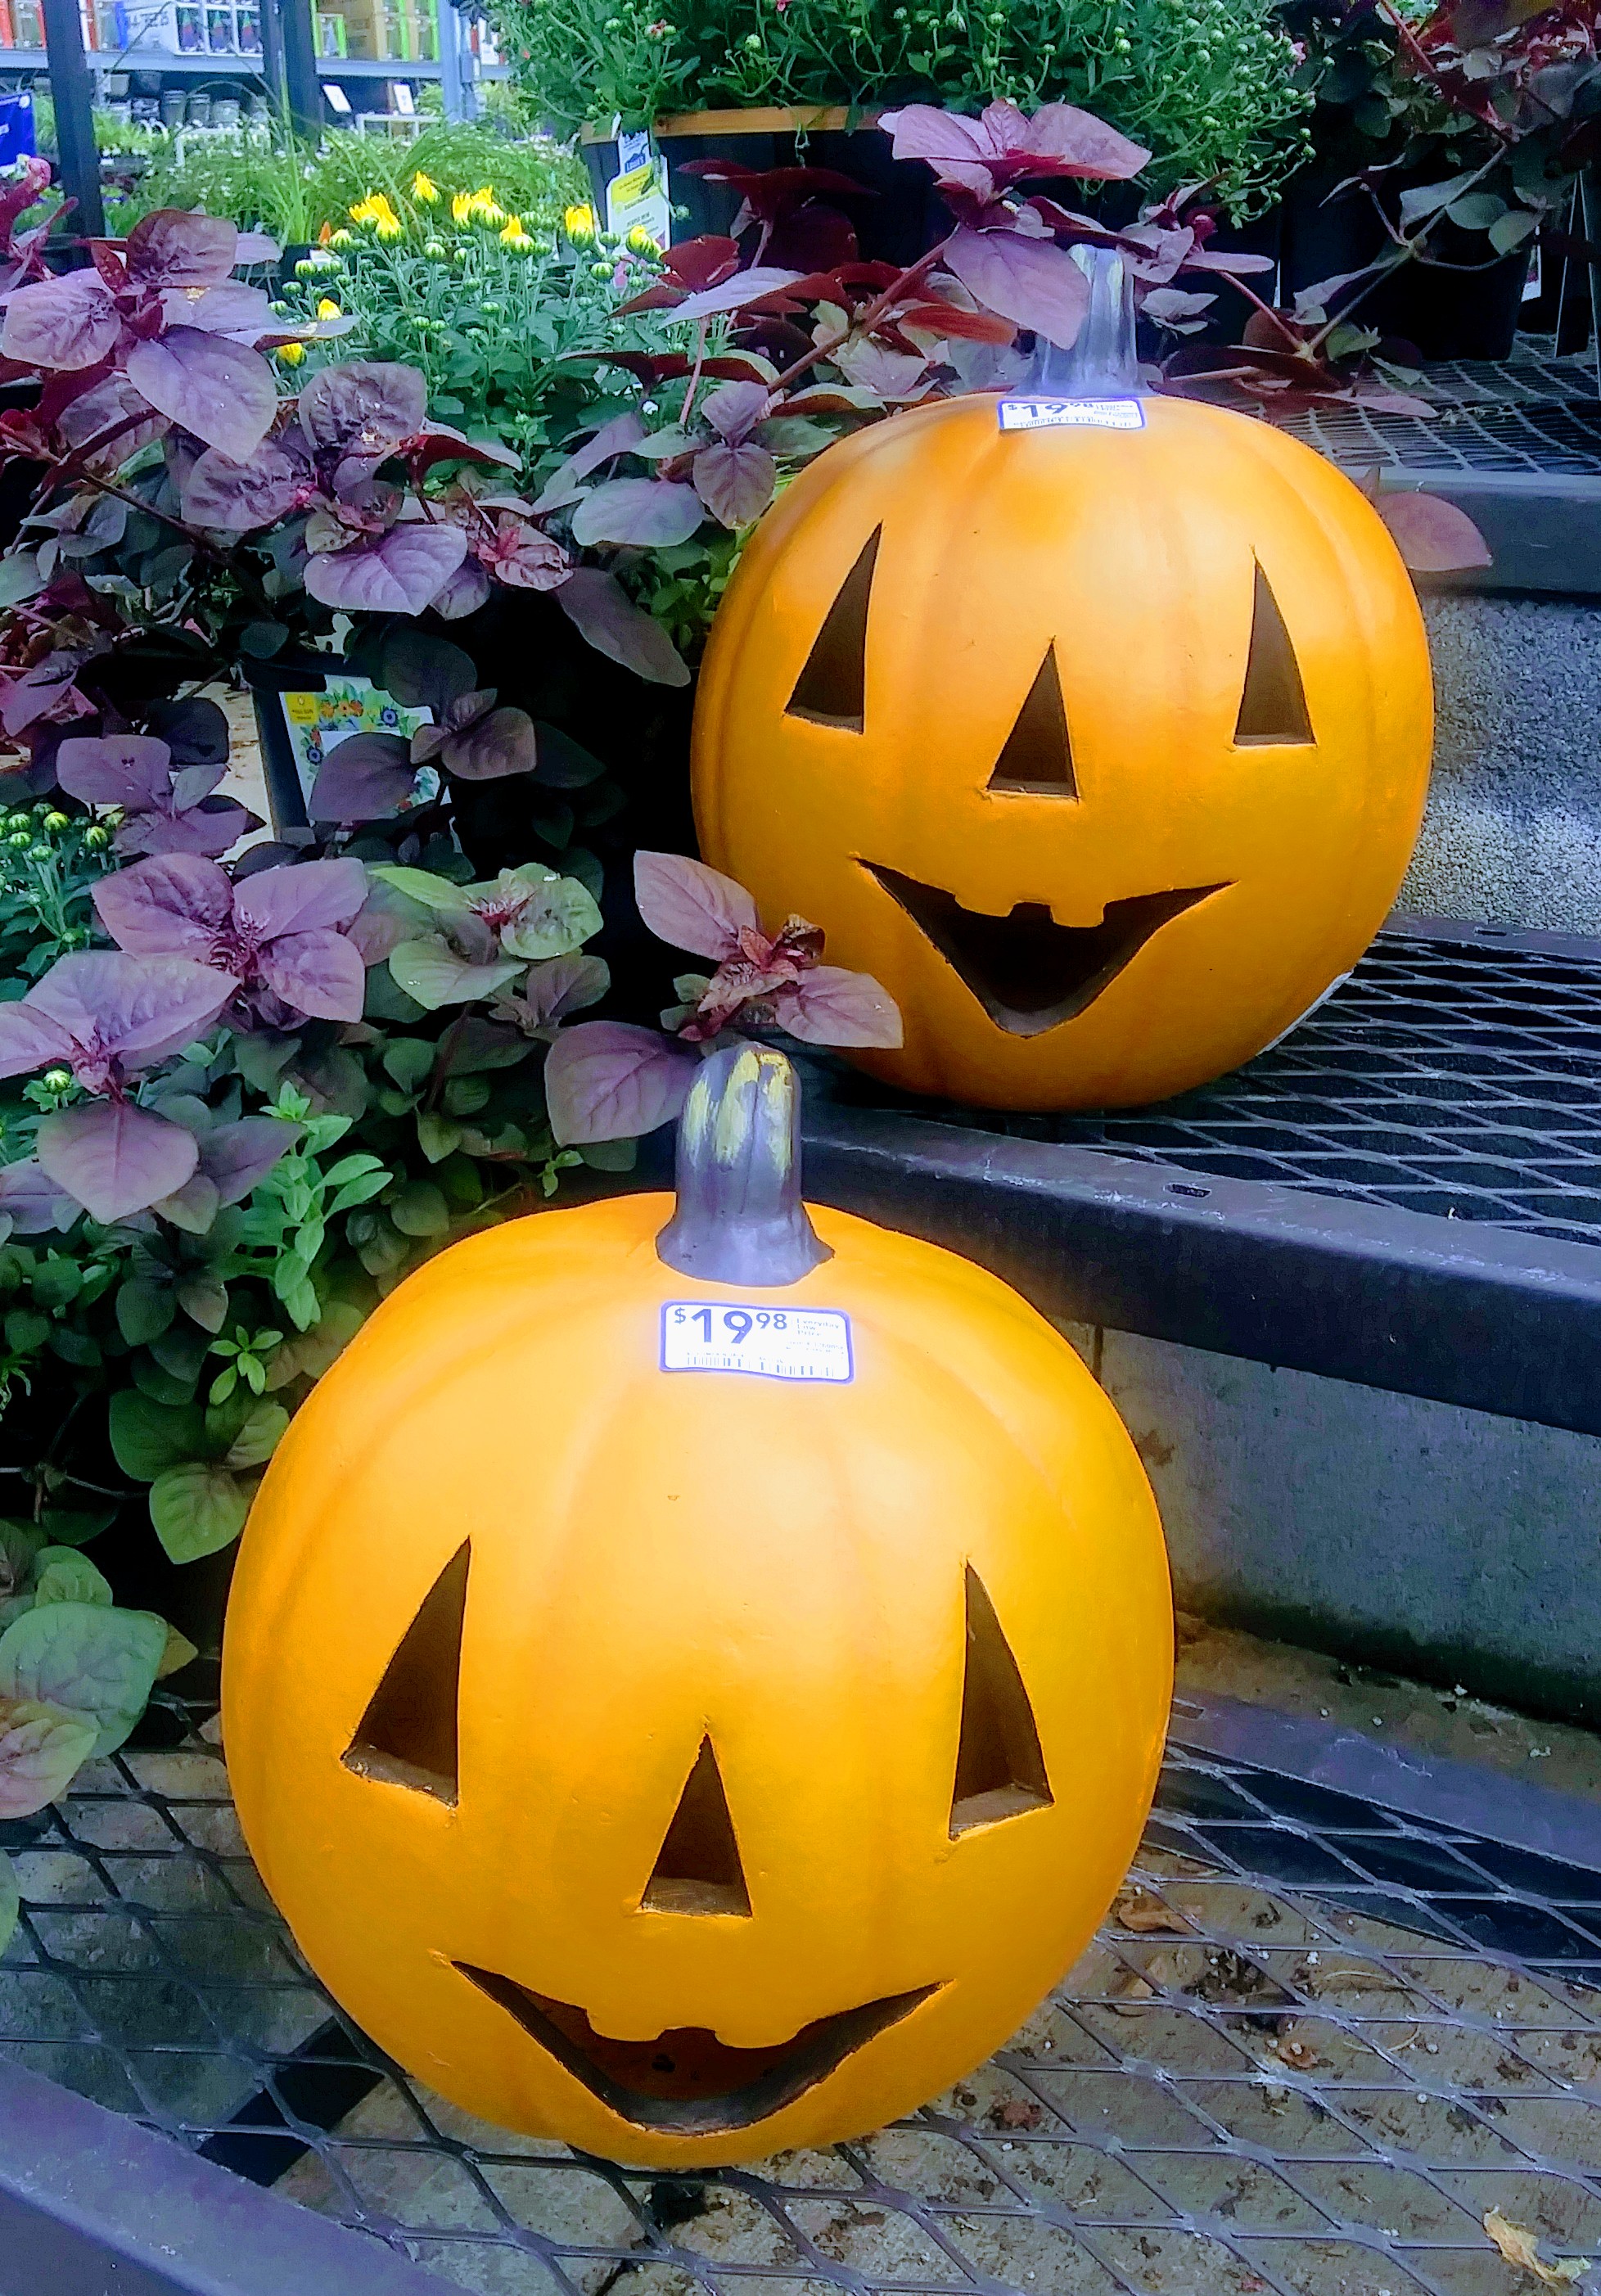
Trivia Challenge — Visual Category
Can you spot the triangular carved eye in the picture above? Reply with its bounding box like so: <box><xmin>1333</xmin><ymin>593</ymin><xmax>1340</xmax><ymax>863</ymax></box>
<box><xmin>344</xmin><ymin>1543</ymin><xmax>469</xmax><ymax>1806</ymax></box>
<box><xmin>1234</xmin><ymin>563</ymin><xmax>1313</xmax><ymax>745</ymax></box>
<box><xmin>785</xmin><ymin>528</ymin><xmax>879</xmax><ymax>732</ymax></box>
<box><xmin>950</xmin><ymin>1568</ymin><xmax>1053</xmax><ymax>1838</ymax></box>
<box><xmin>643</xmin><ymin>1737</ymin><xmax>752</xmax><ymax>1916</ymax></box>
<box><xmin>986</xmin><ymin>646</ymin><xmax>1077</xmax><ymax>796</ymax></box>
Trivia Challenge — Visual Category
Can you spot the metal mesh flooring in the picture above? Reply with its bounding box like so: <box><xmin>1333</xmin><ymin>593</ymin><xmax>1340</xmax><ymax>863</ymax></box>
<box><xmin>860</xmin><ymin>927</ymin><xmax>1601</xmax><ymax>1252</ymax></box>
<box><xmin>1259</xmin><ymin>344</ymin><xmax>1601</xmax><ymax>476</ymax></box>
<box><xmin>7</xmin><ymin>1686</ymin><xmax>1601</xmax><ymax>2293</ymax></box>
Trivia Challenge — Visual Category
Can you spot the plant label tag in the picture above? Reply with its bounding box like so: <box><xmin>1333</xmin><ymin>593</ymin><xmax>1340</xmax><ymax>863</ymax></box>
<box><xmin>999</xmin><ymin>397</ymin><xmax>1144</xmax><ymax>432</ymax></box>
<box><xmin>661</xmin><ymin>1303</ymin><xmax>854</xmax><ymax>1383</ymax></box>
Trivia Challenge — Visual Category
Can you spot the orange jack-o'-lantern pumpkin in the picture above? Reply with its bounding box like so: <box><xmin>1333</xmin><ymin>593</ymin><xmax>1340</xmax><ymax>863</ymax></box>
<box><xmin>223</xmin><ymin>1046</ymin><xmax>1170</xmax><ymax>2167</ymax></box>
<box><xmin>692</xmin><ymin>392</ymin><xmax>1433</xmax><ymax>1111</ymax></box>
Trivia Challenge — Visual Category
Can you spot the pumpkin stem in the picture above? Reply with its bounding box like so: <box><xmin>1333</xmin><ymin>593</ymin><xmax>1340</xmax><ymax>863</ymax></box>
<box><xmin>656</xmin><ymin>1044</ymin><xmax>832</xmax><ymax>1287</ymax></box>
<box><xmin>1032</xmin><ymin>243</ymin><xmax>1140</xmax><ymax>399</ymax></box>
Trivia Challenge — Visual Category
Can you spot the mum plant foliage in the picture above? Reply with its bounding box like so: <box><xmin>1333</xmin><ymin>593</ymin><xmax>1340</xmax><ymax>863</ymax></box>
<box><xmin>494</xmin><ymin>0</ymin><xmax>1314</xmax><ymax>214</ymax></box>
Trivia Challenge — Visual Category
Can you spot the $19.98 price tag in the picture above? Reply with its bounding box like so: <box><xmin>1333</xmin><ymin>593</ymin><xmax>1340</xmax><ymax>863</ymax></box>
<box><xmin>661</xmin><ymin>1302</ymin><xmax>854</xmax><ymax>1383</ymax></box>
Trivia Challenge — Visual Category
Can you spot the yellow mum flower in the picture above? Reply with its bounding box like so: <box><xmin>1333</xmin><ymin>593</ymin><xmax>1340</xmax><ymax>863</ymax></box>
<box><xmin>451</xmin><ymin>191</ymin><xmax>473</xmax><ymax>225</ymax></box>
<box><xmin>316</xmin><ymin>296</ymin><xmax>342</xmax><ymax>320</ymax></box>
<box><xmin>625</xmin><ymin>224</ymin><xmax>661</xmax><ymax>255</ymax></box>
<box><xmin>412</xmin><ymin>170</ymin><xmax>440</xmax><ymax>202</ymax></box>
<box><xmin>274</xmin><ymin>341</ymin><xmax>306</xmax><ymax>366</ymax></box>
<box><xmin>350</xmin><ymin>192</ymin><xmax>403</xmax><ymax>236</ymax></box>
<box><xmin>469</xmin><ymin>188</ymin><xmax>506</xmax><ymax>228</ymax></box>
<box><xmin>329</xmin><ymin>228</ymin><xmax>354</xmax><ymax>247</ymax></box>
<box><xmin>563</xmin><ymin>201</ymin><xmax>598</xmax><ymax>245</ymax></box>
<box><xmin>498</xmin><ymin>214</ymin><xmax>534</xmax><ymax>249</ymax></box>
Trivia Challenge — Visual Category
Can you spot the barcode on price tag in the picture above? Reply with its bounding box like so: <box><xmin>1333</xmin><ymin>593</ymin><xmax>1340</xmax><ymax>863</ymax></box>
<box><xmin>998</xmin><ymin>397</ymin><xmax>1144</xmax><ymax>432</ymax></box>
<box><xmin>661</xmin><ymin>1302</ymin><xmax>854</xmax><ymax>1383</ymax></box>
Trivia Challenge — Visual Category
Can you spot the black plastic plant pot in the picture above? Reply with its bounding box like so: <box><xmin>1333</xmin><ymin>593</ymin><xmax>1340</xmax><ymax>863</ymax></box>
<box><xmin>582</xmin><ymin>112</ymin><xmax>953</xmax><ymax>268</ymax></box>
<box><xmin>1279</xmin><ymin>166</ymin><xmax>1530</xmax><ymax>360</ymax></box>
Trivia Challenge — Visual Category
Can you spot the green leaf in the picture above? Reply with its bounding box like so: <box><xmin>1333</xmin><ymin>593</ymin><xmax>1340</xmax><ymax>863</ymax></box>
<box><xmin>388</xmin><ymin>1181</ymin><xmax>450</xmax><ymax>1238</ymax></box>
<box><xmin>0</xmin><ymin>1520</ymin><xmax>44</xmax><ymax>1593</ymax></box>
<box><xmin>1490</xmin><ymin>206</ymin><xmax>1539</xmax><ymax>253</ymax></box>
<box><xmin>116</xmin><ymin>1277</ymin><xmax>174</xmax><ymax>1347</ymax></box>
<box><xmin>108</xmin><ymin>1392</ymin><xmax>207</xmax><ymax>1482</ymax></box>
<box><xmin>233</xmin><ymin>1032</ymin><xmax>300</xmax><ymax>1093</ymax></box>
<box><xmin>579</xmin><ymin>1137</ymin><xmax>638</xmax><ymax>1171</ymax></box>
<box><xmin>132</xmin><ymin>1354</ymin><xmax>197</xmax><ymax>1407</ymax></box>
<box><xmin>4</xmin><ymin>1309</ymin><xmax>49</xmax><ymax>1354</ymax></box>
<box><xmin>499</xmin><ymin>875</ymin><xmax>603</xmax><ymax>962</ymax></box>
<box><xmin>1445</xmin><ymin>192</ymin><xmax>1507</xmax><ymax>232</ymax></box>
<box><xmin>150</xmin><ymin>1324</ymin><xmax>209</xmax><ymax>1383</ymax></box>
<box><xmin>327</xmin><ymin>1169</ymin><xmax>391</xmax><ymax>1215</ymax></box>
<box><xmin>156</xmin><ymin>1622</ymin><xmax>199</xmax><ymax>1679</ymax></box>
<box><xmin>416</xmin><ymin>1111</ymin><xmax>464</xmax><ymax>1164</ymax></box>
<box><xmin>31</xmin><ymin>1549</ymin><xmax>113</xmax><ymax>1608</ymax></box>
<box><xmin>323</xmin><ymin>1153</ymin><xmax>386</xmax><ymax>1186</ymax></box>
<box><xmin>33</xmin><ymin>1508</ymin><xmax>115</xmax><ymax>1549</ymax></box>
<box><xmin>148</xmin><ymin>1464</ymin><xmax>255</xmax><ymax>1565</ymax></box>
<box><xmin>382</xmin><ymin>1040</ymin><xmax>437</xmax><ymax>1093</ymax></box>
<box><xmin>0</xmin><ymin>1852</ymin><xmax>17</xmax><ymax>1954</ymax></box>
<box><xmin>0</xmin><ymin>1701</ymin><xmax>96</xmax><ymax>1819</ymax></box>
<box><xmin>30</xmin><ymin>1257</ymin><xmax>81</xmax><ymax>1312</ymax></box>
<box><xmin>176</xmin><ymin>1274</ymin><xmax>229</xmax><ymax>1333</ymax></box>
<box><xmin>390</xmin><ymin>938</ymin><xmax>523</xmax><ymax>1012</ymax></box>
<box><xmin>282</xmin><ymin>1275</ymin><xmax>319</xmax><ymax>1331</ymax></box>
<box><xmin>224</xmin><ymin>1402</ymin><xmax>289</xmax><ymax>1470</ymax></box>
<box><xmin>369</xmin><ymin>866</ymin><xmax>476</xmax><ymax>916</ymax></box>
<box><xmin>443</xmin><ymin>1076</ymin><xmax>491</xmax><ymax>1117</ymax></box>
<box><xmin>0</xmin><ymin>1602</ymin><xmax>169</xmax><ymax>1754</ymax></box>
<box><xmin>48</xmin><ymin>1328</ymin><xmax>101</xmax><ymax>1369</ymax></box>
<box><xmin>209</xmin><ymin>1362</ymin><xmax>238</xmax><ymax>1405</ymax></box>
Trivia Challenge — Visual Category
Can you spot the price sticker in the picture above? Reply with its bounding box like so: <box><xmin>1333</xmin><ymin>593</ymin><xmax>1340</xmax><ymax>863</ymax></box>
<box><xmin>999</xmin><ymin>397</ymin><xmax>1144</xmax><ymax>433</ymax></box>
<box><xmin>661</xmin><ymin>1303</ymin><xmax>854</xmax><ymax>1384</ymax></box>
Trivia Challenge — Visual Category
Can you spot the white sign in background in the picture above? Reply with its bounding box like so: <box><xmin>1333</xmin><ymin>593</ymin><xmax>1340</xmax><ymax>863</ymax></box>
<box><xmin>661</xmin><ymin>1303</ymin><xmax>855</xmax><ymax>1384</ymax></box>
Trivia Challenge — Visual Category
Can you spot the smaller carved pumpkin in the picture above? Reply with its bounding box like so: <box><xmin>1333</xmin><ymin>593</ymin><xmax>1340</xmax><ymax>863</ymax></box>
<box><xmin>223</xmin><ymin>1048</ymin><xmax>1170</xmax><ymax>2166</ymax></box>
<box><xmin>692</xmin><ymin>391</ymin><xmax>1434</xmax><ymax>1111</ymax></box>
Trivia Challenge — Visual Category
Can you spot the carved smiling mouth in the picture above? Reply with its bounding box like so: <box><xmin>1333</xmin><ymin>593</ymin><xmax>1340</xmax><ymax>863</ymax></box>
<box><xmin>865</xmin><ymin>864</ymin><xmax>1230</xmax><ymax>1037</ymax></box>
<box><xmin>456</xmin><ymin>1964</ymin><xmax>938</xmax><ymax>2134</ymax></box>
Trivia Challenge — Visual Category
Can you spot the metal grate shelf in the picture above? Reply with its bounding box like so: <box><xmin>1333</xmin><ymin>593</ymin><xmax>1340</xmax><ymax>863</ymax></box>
<box><xmin>845</xmin><ymin>923</ymin><xmax>1601</xmax><ymax>1253</ymax></box>
<box><xmin>8</xmin><ymin>1683</ymin><xmax>1601</xmax><ymax>2294</ymax></box>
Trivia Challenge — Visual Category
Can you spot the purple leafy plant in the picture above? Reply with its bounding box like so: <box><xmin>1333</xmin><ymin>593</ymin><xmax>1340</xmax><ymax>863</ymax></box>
<box><xmin>92</xmin><ymin>852</ymin><xmax>369</xmax><ymax>1028</ymax></box>
<box><xmin>544</xmin><ymin>853</ymin><xmax>900</xmax><ymax>1146</ymax></box>
<box><xmin>55</xmin><ymin>733</ymin><xmax>261</xmax><ymax>859</ymax></box>
<box><xmin>0</xmin><ymin>950</ymin><xmax>240</xmax><ymax>1220</ymax></box>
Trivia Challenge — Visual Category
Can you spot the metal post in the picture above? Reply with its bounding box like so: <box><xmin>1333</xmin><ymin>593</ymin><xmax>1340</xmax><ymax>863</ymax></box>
<box><xmin>437</xmin><ymin>0</ymin><xmax>464</xmax><ymax>122</ymax></box>
<box><xmin>273</xmin><ymin>0</ymin><xmax>323</xmax><ymax>142</ymax></box>
<box><xmin>40</xmin><ymin>0</ymin><xmax>103</xmax><ymax>241</ymax></box>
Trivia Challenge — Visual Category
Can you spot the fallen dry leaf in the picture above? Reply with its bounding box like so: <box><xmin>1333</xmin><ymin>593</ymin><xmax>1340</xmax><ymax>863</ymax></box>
<box><xmin>1483</xmin><ymin>2208</ymin><xmax>1587</xmax><ymax>2285</ymax></box>
<box><xmin>1114</xmin><ymin>1887</ymin><xmax>1191</xmax><ymax>1936</ymax></box>
<box><xmin>994</xmin><ymin>2099</ymin><xmax>1043</xmax><ymax>2131</ymax></box>
<box><xmin>1272</xmin><ymin>2031</ymin><xmax>1321</xmax><ymax>2072</ymax></box>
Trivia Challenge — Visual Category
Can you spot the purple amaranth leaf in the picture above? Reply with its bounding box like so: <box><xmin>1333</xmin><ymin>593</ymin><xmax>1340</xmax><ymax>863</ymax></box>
<box><xmin>302</xmin><ymin>521</ymin><xmax>467</xmax><ymax>616</ymax></box>
<box><xmin>298</xmin><ymin>359</ymin><xmax>426</xmax><ymax>456</ymax></box>
<box><xmin>478</xmin><ymin>515</ymin><xmax>569</xmax><ymax>592</ymax></box>
<box><xmin>543</xmin><ymin>1021</ymin><xmax>697</xmax><ymax>1145</ymax></box>
<box><xmin>235</xmin><ymin>855</ymin><xmax>367</xmax><ymax>939</ymax></box>
<box><xmin>570</xmin><ymin>478</ymin><xmax>703</xmax><ymax>549</ymax></box>
<box><xmin>1378</xmin><ymin>491</ymin><xmax>1492</xmax><ymax>573</ymax></box>
<box><xmin>56</xmin><ymin>733</ymin><xmax>172</xmax><ymax>811</ymax></box>
<box><xmin>194</xmin><ymin>1115</ymin><xmax>302</xmax><ymax>1204</ymax></box>
<box><xmin>491</xmin><ymin>952</ymin><xmax>610</xmax><ymax>1040</ymax></box>
<box><xmin>162</xmin><ymin>282</ymin><xmax>273</xmax><ymax>339</ymax></box>
<box><xmin>448</xmin><ymin>707</ymin><xmax>541</xmax><ymax>782</ymax></box>
<box><xmin>701</xmin><ymin>381</ymin><xmax>772</xmax><ymax>444</ymax></box>
<box><xmin>124</xmin><ymin>208</ymin><xmax>238</xmax><ymax>289</ymax></box>
<box><xmin>25</xmin><ymin>950</ymin><xmax>237</xmax><ymax>1080</ymax></box>
<box><xmin>119</xmin><ymin>798</ymin><xmax>258</xmax><ymax>861</ymax></box>
<box><xmin>169</xmin><ymin>760</ymin><xmax>227</xmax><ymax>810</ymax></box>
<box><xmin>347</xmin><ymin>876</ymin><xmax>429</xmax><ymax>963</ymax></box>
<box><xmin>556</xmin><ymin>569</ymin><xmax>690</xmax><ymax>689</ymax></box>
<box><xmin>692</xmin><ymin>440</ymin><xmax>778</xmax><ymax>529</ymax></box>
<box><xmin>258</xmin><ymin>931</ymin><xmax>366</xmax><ymax>1022</ymax></box>
<box><xmin>1003</xmin><ymin>99</ymin><xmax>1151</xmax><ymax>180</ymax></box>
<box><xmin>307</xmin><ymin>731</ymin><xmax>415</xmax><ymax>822</ymax></box>
<box><xmin>0</xmin><ymin>1002</ymin><xmax>74</xmax><ymax>1079</ymax></box>
<box><xmin>56</xmin><ymin>372</ymin><xmax>167</xmax><ymax>462</ymax></box>
<box><xmin>375</xmin><ymin>629</ymin><xmax>476</xmax><ymax>712</ymax></box>
<box><xmin>233</xmin><ymin>231</ymin><xmax>282</xmax><ymax>265</ymax></box>
<box><xmin>182</xmin><ymin>440</ymin><xmax>303</xmax><ymax>531</ymax></box>
<box><xmin>530</xmin><ymin>408</ymin><xmax>648</xmax><ymax>515</ymax></box>
<box><xmin>92</xmin><ymin>850</ymin><xmax>232</xmax><ymax>954</ymax></box>
<box><xmin>1</xmin><ymin>658</ymin><xmax>88</xmax><ymax>738</ymax></box>
<box><xmin>146</xmin><ymin>696</ymin><xmax>229</xmax><ymax>769</ymax></box>
<box><xmin>663</xmin><ymin>268</ymin><xmax>804</xmax><ymax>323</ymax></box>
<box><xmin>0</xmin><ymin>1157</ymin><xmax>80</xmax><ymax>1235</ymax></box>
<box><xmin>634</xmin><ymin>850</ymin><xmax>758</xmax><ymax>961</ymax></box>
<box><xmin>773</xmin><ymin>964</ymin><xmax>903</xmax><ymax>1048</ymax></box>
<box><xmin>35</xmin><ymin>1101</ymin><xmax>200</xmax><ymax>1224</ymax></box>
<box><xmin>943</xmin><ymin>226</ymin><xmax>1090</xmax><ymax>348</ymax></box>
<box><xmin>0</xmin><ymin>1703</ymin><xmax>98</xmax><ymax>1820</ymax></box>
<box><xmin>0</xmin><ymin>271</ymin><xmax>120</xmax><ymax>372</ymax></box>
<box><xmin>1140</xmin><ymin>287</ymin><xmax>1216</xmax><ymax>332</ymax></box>
<box><xmin>429</xmin><ymin>557</ymin><xmax>492</xmax><ymax>620</ymax></box>
<box><xmin>876</xmin><ymin>106</ymin><xmax>1003</xmax><ymax>196</ymax></box>
<box><xmin>124</xmin><ymin>330</ymin><xmax>278</xmax><ymax>461</ymax></box>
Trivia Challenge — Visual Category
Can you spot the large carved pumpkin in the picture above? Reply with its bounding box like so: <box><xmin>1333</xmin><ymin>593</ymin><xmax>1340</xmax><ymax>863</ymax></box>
<box><xmin>223</xmin><ymin>1046</ymin><xmax>1170</xmax><ymax>2167</ymax></box>
<box><xmin>692</xmin><ymin>393</ymin><xmax>1433</xmax><ymax>1110</ymax></box>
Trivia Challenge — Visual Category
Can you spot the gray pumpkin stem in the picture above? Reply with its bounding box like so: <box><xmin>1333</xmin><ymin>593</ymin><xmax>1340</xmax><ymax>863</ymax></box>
<box><xmin>656</xmin><ymin>1044</ymin><xmax>832</xmax><ymax>1287</ymax></box>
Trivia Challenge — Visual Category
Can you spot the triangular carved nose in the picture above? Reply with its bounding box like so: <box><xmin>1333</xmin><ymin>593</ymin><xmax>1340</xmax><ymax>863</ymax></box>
<box><xmin>1234</xmin><ymin>562</ymin><xmax>1313</xmax><ymax>745</ymax></box>
<box><xmin>343</xmin><ymin>1542</ymin><xmax>469</xmax><ymax>1806</ymax></box>
<box><xmin>986</xmin><ymin>646</ymin><xmax>1077</xmax><ymax>796</ymax></box>
<box><xmin>950</xmin><ymin>1567</ymin><xmax>1053</xmax><ymax>1837</ymax></box>
<box><xmin>643</xmin><ymin>1737</ymin><xmax>752</xmax><ymax>1916</ymax></box>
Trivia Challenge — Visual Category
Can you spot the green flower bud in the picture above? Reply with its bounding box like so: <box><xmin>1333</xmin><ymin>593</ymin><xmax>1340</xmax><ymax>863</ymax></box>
<box><xmin>41</xmin><ymin>1068</ymin><xmax>71</xmax><ymax>1093</ymax></box>
<box><xmin>83</xmin><ymin>824</ymin><xmax>110</xmax><ymax>850</ymax></box>
<box><xmin>25</xmin><ymin>842</ymin><xmax>49</xmax><ymax>861</ymax></box>
<box><xmin>43</xmin><ymin>810</ymin><xmax>69</xmax><ymax>832</ymax></box>
<box><xmin>7</xmin><ymin>830</ymin><xmax>32</xmax><ymax>848</ymax></box>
